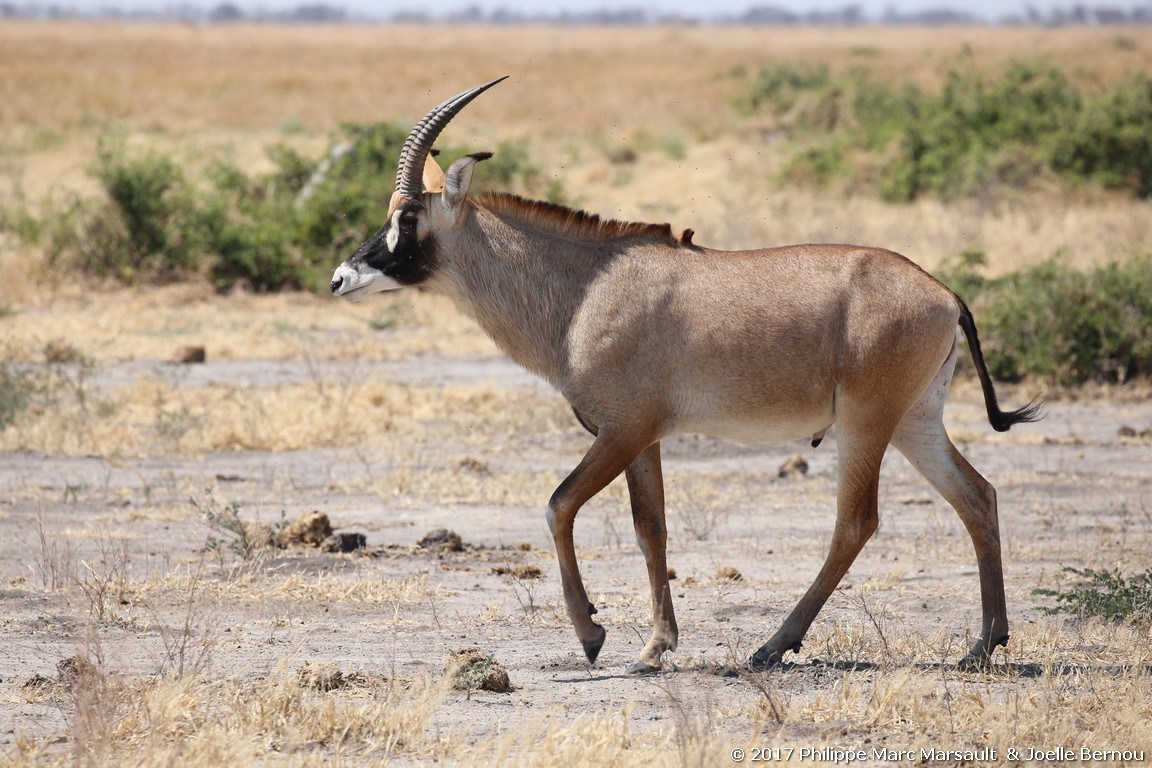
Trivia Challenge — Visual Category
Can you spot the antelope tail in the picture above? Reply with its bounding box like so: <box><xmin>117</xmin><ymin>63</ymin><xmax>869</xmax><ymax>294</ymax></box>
<box><xmin>958</xmin><ymin>303</ymin><xmax>1044</xmax><ymax>432</ymax></box>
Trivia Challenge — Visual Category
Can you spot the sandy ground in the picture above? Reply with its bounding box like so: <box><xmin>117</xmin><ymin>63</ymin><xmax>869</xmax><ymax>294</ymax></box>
<box><xmin>1</xmin><ymin>344</ymin><xmax>1150</xmax><ymax>754</ymax></box>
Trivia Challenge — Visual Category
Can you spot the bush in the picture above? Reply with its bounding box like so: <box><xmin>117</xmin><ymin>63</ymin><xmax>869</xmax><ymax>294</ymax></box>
<box><xmin>1051</xmin><ymin>73</ymin><xmax>1152</xmax><ymax>197</ymax></box>
<box><xmin>197</xmin><ymin>154</ymin><xmax>310</xmax><ymax>292</ymax></box>
<box><xmin>0</xmin><ymin>363</ymin><xmax>37</xmax><ymax>431</ymax></box>
<box><xmin>17</xmin><ymin>124</ymin><xmax>552</xmax><ymax>292</ymax></box>
<box><xmin>0</xmin><ymin>342</ymin><xmax>107</xmax><ymax>433</ymax></box>
<box><xmin>43</xmin><ymin>140</ymin><xmax>203</xmax><ymax>283</ymax></box>
<box><xmin>743</xmin><ymin>58</ymin><xmax>1152</xmax><ymax>201</ymax></box>
<box><xmin>737</xmin><ymin>62</ymin><xmax>834</xmax><ymax>117</ymax></box>
<box><xmin>940</xmin><ymin>252</ymin><xmax>1152</xmax><ymax>384</ymax></box>
<box><xmin>1033</xmin><ymin>567</ymin><xmax>1152</xmax><ymax>622</ymax></box>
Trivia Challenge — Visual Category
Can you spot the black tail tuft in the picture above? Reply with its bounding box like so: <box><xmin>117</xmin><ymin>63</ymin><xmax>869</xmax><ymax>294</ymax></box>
<box><xmin>957</xmin><ymin>306</ymin><xmax>1045</xmax><ymax>432</ymax></box>
<box><xmin>988</xmin><ymin>395</ymin><xmax>1045</xmax><ymax>432</ymax></box>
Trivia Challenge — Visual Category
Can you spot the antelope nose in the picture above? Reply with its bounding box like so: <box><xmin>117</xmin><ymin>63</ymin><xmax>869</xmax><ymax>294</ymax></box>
<box><xmin>330</xmin><ymin>276</ymin><xmax>343</xmax><ymax>294</ymax></box>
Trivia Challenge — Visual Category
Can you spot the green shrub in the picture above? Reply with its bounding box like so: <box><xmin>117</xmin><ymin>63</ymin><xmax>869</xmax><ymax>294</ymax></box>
<box><xmin>98</xmin><ymin>144</ymin><xmax>188</xmax><ymax>261</ymax></box>
<box><xmin>0</xmin><ymin>192</ymin><xmax>44</xmax><ymax>244</ymax></box>
<box><xmin>191</xmin><ymin>491</ymin><xmax>267</xmax><ymax>563</ymax></box>
<box><xmin>1033</xmin><ymin>567</ymin><xmax>1152</xmax><ymax>622</ymax></box>
<box><xmin>44</xmin><ymin>139</ymin><xmax>204</xmax><ymax>283</ymax></box>
<box><xmin>736</xmin><ymin>62</ymin><xmax>834</xmax><ymax>117</ymax></box>
<box><xmin>0</xmin><ymin>363</ymin><xmax>37</xmax><ymax>430</ymax></box>
<box><xmin>0</xmin><ymin>342</ymin><xmax>108</xmax><ymax>433</ymax></box>
<box><xmin>20</xmin><ymin>124</ymin><xmax>553</xmax><ymax>292</ymax></box>
<box><xmin>939</xmin><ymin>252</ymin><xmax>1152</xmax><ymax>384</ymax></box>
<box><xmin>1050</xmin><ymin>73</ymin><xmax>1152</xmax><ymax>197</ymax></box>
<box><xmin>196</xmin><ymin>156</ymin><xmax>309</xmax><ymax>292</ymax></box>
<box><xmin>744</xmin><ymin>58</ymin><xmax>1152</xmax><ymax>201</ymax></box>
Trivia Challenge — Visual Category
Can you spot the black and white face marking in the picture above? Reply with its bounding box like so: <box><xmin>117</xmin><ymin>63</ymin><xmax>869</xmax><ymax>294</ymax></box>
<box><xmin>330</xmin><ymin>200</ymin><xmax>438</xmax><ymax>302</ymax></box>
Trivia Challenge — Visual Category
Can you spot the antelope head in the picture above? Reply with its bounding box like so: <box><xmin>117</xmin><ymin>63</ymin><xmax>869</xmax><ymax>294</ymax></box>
<box><xmin>329</xmin><ymin>76</ymin><xmax>507</xmax><ymax>302</ymax></box>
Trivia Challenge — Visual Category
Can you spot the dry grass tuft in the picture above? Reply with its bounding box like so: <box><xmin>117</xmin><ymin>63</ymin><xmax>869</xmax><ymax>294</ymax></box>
<box><xmin>14</xmin><ymin>671</ymin><xmax>454</xmax><ymax>765</ymax></box>
<box><xmin>0</xmin><ymin>356</ymin><xmax>571</xmax><ymax>457</ymax></box>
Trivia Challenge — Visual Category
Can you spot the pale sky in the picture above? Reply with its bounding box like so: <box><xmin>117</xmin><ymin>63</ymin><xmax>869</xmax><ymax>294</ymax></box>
<box><xmin>56</xmin><ymin>0</ymin><xmax>1152</xmax><ymax>22</ymax></box>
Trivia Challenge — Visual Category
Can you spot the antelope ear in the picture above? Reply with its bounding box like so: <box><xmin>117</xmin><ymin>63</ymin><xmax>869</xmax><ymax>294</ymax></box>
<box><xmin>386</xmin><ymin>190</ymin><xmax>403</xmax><ymax>217</ymax></box>
<box><xmin>422</xmin><ymin>153</ymin><xmax>446</xmax><ymax>194</ymax></box>
<box><xmin>444</xmin><ymin>152</ymin><xmax>493</xmax><ymax>210</ymax></box>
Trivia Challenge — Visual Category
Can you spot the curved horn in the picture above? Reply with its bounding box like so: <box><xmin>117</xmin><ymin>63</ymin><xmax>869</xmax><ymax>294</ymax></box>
<box><xmin>394</xmin><ymin>76</ymin><xmax>508</xmax><ymax>200</ymax></box>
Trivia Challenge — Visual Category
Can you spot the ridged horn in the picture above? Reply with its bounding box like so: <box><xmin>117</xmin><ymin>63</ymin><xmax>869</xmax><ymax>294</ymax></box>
<box><xmin>394</xmin><ymin>76</ymin><xmax>508</xmax><ymax>200</ymax></box>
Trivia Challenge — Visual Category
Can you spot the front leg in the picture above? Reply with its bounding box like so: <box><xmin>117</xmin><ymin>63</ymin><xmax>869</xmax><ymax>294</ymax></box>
<box><xmin>548</xmin><ymin>428</ymin><xmax>651</xmax><ymax>664</ymax></box>
<box><xmin>624</xmin><ymin>442</ymin><xmax>678</xmax><ymax>674</ymax></box>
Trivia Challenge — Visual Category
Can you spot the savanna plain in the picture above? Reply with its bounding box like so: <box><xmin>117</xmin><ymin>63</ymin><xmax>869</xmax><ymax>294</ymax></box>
<box><xmin>1</xmin><ymin>21</ymin><xmax>1151</xmax><ymax>766</ymax></box>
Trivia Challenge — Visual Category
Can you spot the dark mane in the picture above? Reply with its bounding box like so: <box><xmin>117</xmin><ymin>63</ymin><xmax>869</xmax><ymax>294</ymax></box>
<box><xmin>476</xmin><ymin>193</ymin><xmax>679</xmax><ymax>247</ymax></box>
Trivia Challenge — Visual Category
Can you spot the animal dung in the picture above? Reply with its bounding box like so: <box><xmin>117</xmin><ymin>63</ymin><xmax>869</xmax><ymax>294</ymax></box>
<box><xmin>279</xmin><ymin>510</ymin><xmax>334</xmax><ymax>548</ymax></box>
<box><xmin>322</xmin><ymin>532</ymin><xmax>367</xmax><ymax>553</ymax></box>
<box><xmin>444</xmin><ymin>648</ymin><xmax>512</xmax><ymax>693</ymax></box>
<box><xmin>777</xmin><ymin>454</ymin><xmax>809</xmax><ymax>478</ymax></box>
<box><xmin>170</xmin><ymin>345</ymin><xmax>206</xmax><ymax>364</ymax></box>
<box><xmin>715</xmin><ymin>566</ymin><xmax>743</xmax><ymax>582</ymax></box>
<box><xmin>418</xmin><ymin>528</ymin><xmax>464</xmax><ymax>552</ymax></box>
<box><xmin>491</xmin><ymin>563</ymin><xmax>543</xmax><ymax>579</ymax></box>
<box><xmin>242</xmin><ymin>520</ymin><xmax>280</xmax><ymax>550</ymax></box>
<box><xmin>56</xmin><ymin>655</ymin><xmax>98</xmax><ymax>689</ymax></box>
<box><xmin>246</xmin><ymin>511</ymin><xmax>364</xmax><ymax>552</ymax></box>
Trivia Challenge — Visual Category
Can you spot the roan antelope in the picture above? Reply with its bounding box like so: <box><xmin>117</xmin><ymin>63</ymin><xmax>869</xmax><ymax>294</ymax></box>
<box><xmin>330</xmin><ymin>78</ymin><xmax>1042</xmax><ymax>674</ymax></box>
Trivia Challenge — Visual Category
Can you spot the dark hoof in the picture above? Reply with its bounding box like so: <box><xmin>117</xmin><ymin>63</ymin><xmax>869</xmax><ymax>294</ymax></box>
<box><xmin>582</xmin><ymin>625</ymin><xmax>606</xmax><ymax>664</ymax></box>
<box><xmin>749</xmin><ymin>640</ymin><xmax>800</xmax><ymax>670</ymax></box>
<box><xmin>958</xmin><ymin>634</ymin><xmax>1009</xmax><ymax>670</ymax></box>
<box><xmin>625</xmin><ymin>659</ymin><xmax>662</xmax><ymax>676</ymax></box>
<box><xmin>957</xmin><ymin>654</ymin><xmax>994</xmax><ymax>671</ymax></box>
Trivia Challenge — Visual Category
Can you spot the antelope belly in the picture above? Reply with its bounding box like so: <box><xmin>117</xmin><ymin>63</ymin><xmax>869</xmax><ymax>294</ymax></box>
<box><xmin>676</xmin><ymin>412</ymin><xmax>834</xmax><ymax>444</ymax></box>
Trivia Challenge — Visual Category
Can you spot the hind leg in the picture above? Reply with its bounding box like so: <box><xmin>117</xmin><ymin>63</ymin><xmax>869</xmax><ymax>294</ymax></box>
<box><xmin>890</xmin><ymin>358</ymin><xmax>1009</xmax><ymax>667</ymax></box>
<box><xmin>751</xmin><ymin>419</ymin><xmax>888</xmax><ymax>668</ymax></box>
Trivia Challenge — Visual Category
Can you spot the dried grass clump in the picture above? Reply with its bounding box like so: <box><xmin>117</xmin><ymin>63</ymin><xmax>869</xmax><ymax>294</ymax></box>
<box><xmin>0</xmin><ymin>365</ymin><xmax>569</xmax><ymax>458</ymax></box>
<box><xmin>11</xmin><ymin>669</ymin><xmax>452</xmax><ymax>765</ymax></box>
<box><xmin>458</xmin><ymin>703</ymin><xmax>693</xmax><ymax>767</ymax></box>
<box><xmin>296</xmin><ymin>661</ymin><xmax>345</xmax><ymax>692</ymax></box>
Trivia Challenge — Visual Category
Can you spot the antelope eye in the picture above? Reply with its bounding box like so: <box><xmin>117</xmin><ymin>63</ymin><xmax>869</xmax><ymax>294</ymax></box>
<box><xmin>400</xmin><ymin>211</ymin><xmax>419</xmax><ymax>226</ymax></box>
